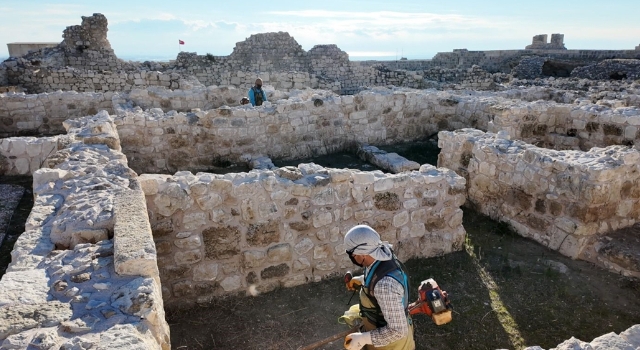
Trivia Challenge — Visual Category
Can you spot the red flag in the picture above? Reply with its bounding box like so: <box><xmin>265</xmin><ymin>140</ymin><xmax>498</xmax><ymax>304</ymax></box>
<box><xmin>179</xmin><ymin>40</ymin><xmax>185</xmax><ymax>45</ymax></box>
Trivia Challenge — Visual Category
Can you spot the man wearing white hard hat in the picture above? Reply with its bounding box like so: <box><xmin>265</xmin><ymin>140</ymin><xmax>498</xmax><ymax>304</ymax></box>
<box><xmin>343</xmin><ymin>225</ymin><xmax>415</xmax><ymax>350</ymax></box>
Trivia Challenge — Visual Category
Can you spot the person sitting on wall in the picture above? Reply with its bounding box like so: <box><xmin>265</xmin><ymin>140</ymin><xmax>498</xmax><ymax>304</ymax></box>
<box><xmin>240</xmin><ymin>97</ymin><xmax>250</xmax><ymax>105</ymax></box>
<box><xmin>248</xmin><ymin>78</ymin><xmax>267</xmax><ymax>106</ymax></box>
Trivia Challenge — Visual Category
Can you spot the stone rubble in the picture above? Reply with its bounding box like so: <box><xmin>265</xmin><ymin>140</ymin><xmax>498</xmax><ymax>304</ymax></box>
<box><xmin>356</xmin><ymin>144</ymin><xmax>420</xmax><ymax>173</ymax></box>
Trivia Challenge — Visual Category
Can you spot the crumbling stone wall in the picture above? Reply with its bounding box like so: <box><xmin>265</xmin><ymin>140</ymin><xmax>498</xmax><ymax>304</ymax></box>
<box><xmin>0</xmin><ymin>112</ymin><xmax>170</xmax><ymax>349</ymax></box>
<box><xmin>488</xmin><ymin>100</ymin><xmax>640</xmax><ymax>150</ymax></box>
<box><xmin>3</xmin><ymin>63</ymin><xmax>183</xmax><ymax>94</ymax></box>
<box><xmin>438</xmin><ymin>129</ymin><xmax>640</xmax><ymax>264</ymax></box>
<box><xmin>140</xmin><ymin>164</ymin><xmax>466</xmax><ymax>307</ymax></box>
<box><xmin>511</xmin><ymin>56</ymin><xmax>546</xmax><ymax>79</ymax></box>
<box><xmin>571</xmin><ymin>59</ymin><xmax>640</xmax><ymax>80</ymax></box>
<box><xmin>0</xmin><ymin>91</ymin><xmax>115</xmax><ymax>137</ymax></box>
<box><xmin>0</xmin><ymin>135</ymin><xmax>70</xmax><ymax>175</ymax></box>
<box><xmin>114</xmin><ymin>88</ymin><xmax>499</xmax><ymax>174</ymax></box>
<box><xmin>0</xmin><ymin>65</ymin><xmax>7</xmax><ymax>87</ymax></box>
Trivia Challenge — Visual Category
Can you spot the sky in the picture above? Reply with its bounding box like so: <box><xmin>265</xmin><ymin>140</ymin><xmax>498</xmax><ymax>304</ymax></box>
<box><xmin>1</xmin><ymin>0</ymin><xmax>639</xmax><ymax>61</ymax></box>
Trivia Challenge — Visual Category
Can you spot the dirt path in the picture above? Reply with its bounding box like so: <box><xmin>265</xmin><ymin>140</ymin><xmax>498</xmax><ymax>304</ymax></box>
<box><xmin>168</xmin><ymin>208</ymin><xmax>640</xmax><ymax>350</ymax></box>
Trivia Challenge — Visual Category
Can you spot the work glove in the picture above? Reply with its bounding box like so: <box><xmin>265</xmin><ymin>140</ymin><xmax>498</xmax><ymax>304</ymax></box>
<box><xmin>344</xmin><ymin>332</ymin><xmax>372</xmax><ymax>350</ymax></box>
<box><xmin>346</xmin><ymin>275</ymin><xmax>364</xmax><ymax>291</ymax></box>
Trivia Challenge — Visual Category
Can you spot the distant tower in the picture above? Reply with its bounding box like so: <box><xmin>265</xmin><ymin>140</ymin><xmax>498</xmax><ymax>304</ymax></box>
<box><xmin>525</xmin><ymin>34</ymin><xmax>566</xmax><ymax>50</ymax></box>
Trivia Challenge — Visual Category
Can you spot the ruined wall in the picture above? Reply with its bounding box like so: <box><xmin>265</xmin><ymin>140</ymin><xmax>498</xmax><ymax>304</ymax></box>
<box><xmin>140</xmin><ymin>164</ymin><xmax>467</xmax><ymax>307</ymax></box>
<box><xmin>488</xmin><ymin>100</ymin><xmax>640</xmax><ymax>150</ymax></box>
<box><xmin>0</xmin><ymin>91</ymin><xmax>115</xmax><ymax>137</ymax></box>
<box><xmin>0</xmin><ymin>64</ymin><xmax>7</xmax><ymax>86</ymax></box>
<box><xmin>4</xmin><ymin>63</ymin><xmax>183</xmax><ymax>94</ymax></box>
<box><xmin>571</xmin><ymin>59</ymin><xmax>640</xmax><ymax>80</ymax></box>
<box><xmin>114</xmin><ymin>89</ymin><xmax>499</xmax><ymax>174</ymax></box>
<box><xmin>0</xmin><ymin>135</ymin><xmax>70</xmax><ymax>175</ymax></box>
<box><xmin>431</xmin><ymin>48</ymin><xmax>640</xmax><ymax>74</ymax></box>
<box><xmin>438</xmin><ymin>129</ymin><xmax>640</xmax><ymax>262</ymax></box>
<box><xmin>0</xmin><ymin>112</ymin><xmax>169</xmax><ymax>349</ymax></box>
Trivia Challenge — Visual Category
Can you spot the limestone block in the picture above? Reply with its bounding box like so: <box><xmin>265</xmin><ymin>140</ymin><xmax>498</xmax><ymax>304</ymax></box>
<box><xmin>14</xmin><ymin>158</ymin><xmax>30</xmax><ymax>175</ymax></box>
<box><xmin>182</xmin><ymin>212</ymin><xmax>207</xmax><ymax>231</ymax></box>
<box><xmin>267</xmin><ymin>243</ymin><xmax>292</xmax><ymax>262</ymax></box>
<box><xmin>0</xmin><ymin>301</ymin><xmax>72</xmax><ymax>340</ymax></box>
<box><xmin>113</xmin><ymin>190</ymin><xmax>160</xmax><ymax>278</ymax></box>
<box><xmin>1</xmin><ymin>262</ymin><xmax>48</xmax><ymax>304</ymax></box>
<box><xmin>98</xmin><ymin>324</ymin><xmax>162</xmax><ymax>350</ymax></box>
<box><xmin>312</xmin><ymin>210</ymin><xmax>333</xmax><ymax>228</ymax></box>
<box><xmin>552</xmin><ymin>337</ymin><xmax>593</xmax><ymax>350</ymax></box>
<box><xmin>220</xmin><ymin>275</ymin><xmax>243</xmax><ymax>292</ymax></box>
<box><xmin>25</xmin><ymin>194</ymin><xmax>63</xmax><ymax>232</ymax></box>
<box><xmin>620</xmin><ymin>324</ymin><xmax>640</xmax><ymax>348</ymax></box>
<box><xmin>295</xmin><ymin>238</ymin><xmax>314</xmax><ymax>255</ymax></box>
<box><xmin>352</xmin><ymin>172</ymin><xmax>375</xmax><ymax>185</ymax></box>
<box><xmin>174</xmin><ymin>250</ymin><xmax>202</xmax><ymax>265</ymax></box>
<box><xmin>193</xmin><ymin>262</ymin><xmax>219</xmax><ymax>282</ymax></box>
<box><xmin>174</xmin><ymin>235</ymin><xmax>202</xmax><ymax>249</ymax></box>
<box><xmin>243</xmin><ymin>250</ymin><xmax>266</xmax><ymax>269</ymax></box>
<box><xmin>110</xmin><ymin>277</ymin><xmax>170</xmax><ymax>349</ymax></box>
<box><xmin>589</xmin><ymin>332</ymin><xmax>635</xmax><ymax>350</ymax></box>
<box><xmin>393</xmin><ymin>211</ymin><xmax>409</xmax><ymax>228</ymax></box>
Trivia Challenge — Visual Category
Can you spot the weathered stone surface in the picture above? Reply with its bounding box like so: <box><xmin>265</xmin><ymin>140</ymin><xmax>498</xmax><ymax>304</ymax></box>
<box><xmin>0</xmin><ymin>301</ymin><xmax>72</xmax><ymax>340</ymax></box>
<box><xmin>0</xmin><ymin>270</ymin><xmax>49</xmax><ymax>307</ymax></box>
<box><xmin>246</xmin><ymin>221</ymin><xmax>279</xmax><ymax>247</ymax></box>
<box><xmin>202</xmin><ymin>226</ymin><xmax>240</xmax><ymax>259</ymax></box>
<box><xmin>193</xmin><ymin>262</ymin><xmax>219</xmax><ymax>282</ymax></box>
<box><xmin>260</xmin><ymin>264</ymin><xmax>290</xmax><ymax>279</ymax></box>
<box><xmin>374</xmin><ymin>192</ymin><xmax>401</xmax><ymax>211</ymax></box>
<box><xmin>113</xmin><ymin>190</ymin><xmax>159</xmax><ymax>278</ymax></box>
<box><xmin>267</xmin><ymin>243</ymin><xmax>292</xmax><ymax>263</ymax></box>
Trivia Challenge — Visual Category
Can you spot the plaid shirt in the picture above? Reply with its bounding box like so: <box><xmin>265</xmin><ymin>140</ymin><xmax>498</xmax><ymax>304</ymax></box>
<box><xmin>368</xmin><ymin>275</ymin><xmax>409</xmax><ymax>346</ymax></box>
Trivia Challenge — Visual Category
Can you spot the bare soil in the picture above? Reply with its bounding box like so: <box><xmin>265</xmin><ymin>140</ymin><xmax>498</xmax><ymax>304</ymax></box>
<box><xmin>167</xmin><ymin>208</ymin><xmax>640</xmax><ymax>350</ymax></box>
<box><xmin>0</xmin><ymin>176</ymin><xmax>33</xmax><ymax>279</ymax></box>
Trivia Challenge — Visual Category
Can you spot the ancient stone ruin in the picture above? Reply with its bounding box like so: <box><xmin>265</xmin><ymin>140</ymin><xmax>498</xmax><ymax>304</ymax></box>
<box><xmin>1</xmin><ymin>13</ymin><xmax>639</xmax><ymax>350</ymax></box>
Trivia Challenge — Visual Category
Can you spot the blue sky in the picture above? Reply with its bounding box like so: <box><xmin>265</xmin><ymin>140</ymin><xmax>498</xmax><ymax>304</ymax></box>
<box><xmin>1</xmin><ymin>0</ymin><xmax>639</xmax><ymax>61</ymax></box>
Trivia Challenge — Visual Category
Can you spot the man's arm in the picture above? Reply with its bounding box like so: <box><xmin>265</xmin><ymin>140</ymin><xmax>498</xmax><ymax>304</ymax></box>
<box><xmin>262</xmin><ymin>89</ymin><xmax>267</xmax><ymax>102</ymax></box>
<box><xmin>369</xmin><ymin>277</ymin><xmax>409</xmax><ymax>346</ymax></box>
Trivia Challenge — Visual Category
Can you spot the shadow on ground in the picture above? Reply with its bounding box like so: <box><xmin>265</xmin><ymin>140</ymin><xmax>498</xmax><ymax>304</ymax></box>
<box><xmin>167</xmin><ymin>208</ymin><xmax>640</xmax><ymax>350</ymax></box>
<box><xmin>0</xmin><ymin>176</ymin><xmax>33</xmax><ymax>279</ymax></box>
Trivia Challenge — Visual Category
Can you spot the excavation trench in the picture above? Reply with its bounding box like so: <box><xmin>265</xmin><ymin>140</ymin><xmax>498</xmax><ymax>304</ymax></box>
<box><xmin>166</xmin><ymin>208</ymin><xmax>640</xmax><ymax>350</ymax></box>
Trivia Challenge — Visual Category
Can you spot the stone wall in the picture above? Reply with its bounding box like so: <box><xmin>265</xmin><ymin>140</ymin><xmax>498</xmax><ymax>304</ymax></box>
<box><xmin>430</xmin><ymin>48</ymin><xmax>640</xmax><ymax>74</ymax></box>
<box><xmin>571</xmin><ymin>59</ymin><xmax>640</xmax><ymax>80</ymax></box>
<box><xmin>114</xmin><ymin>88</ymin><xmax>499</xmax><ymax>174</ymax></box>
<box><xmin>0</xmin><ymin>135</ymin><xmax>70</xmax><ymax>175</ymax></box>
<box><xmin>3</xmin><ymin>62</ymin><xmax>183</xmax><ymax>94</ymax></box>
<box><xmin>0</xmin><ymin>64</ymin><xmax>7</xmax><ymax>87</ymax></box>
<box><xmin>140</xmin><ymin>164</ymin><xmax>467</xmax><ymax>307</ymax></box>
<box><xmin>0</xmin><ymin>91</ymin><xmax>115</xmax><ymax>137</ymax></box>
<box><xmin>438</xmin><ymin>129</ymin><xmax>640</xmax><ymax>263</ymax></box>
<box><xmin>487</xmin><ymin>100</ymin><xmax>640</xmax><ymax>150</ymax></box>
<box><xmin>0</xmin><ymin>112</ymin><xmax>170</xmax><ymax>349</ymax></box>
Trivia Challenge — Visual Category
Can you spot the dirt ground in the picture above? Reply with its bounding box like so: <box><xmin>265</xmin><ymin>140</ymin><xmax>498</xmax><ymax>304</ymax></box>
<box><xmin>167</xmin><ymin>208</ymin><xmax>640</xmax><ymax>350</ymax></box>
<box><xmin>0</xmin><ymin>176</ymin><xmax>33</xmax><ymax>279</ymax></box>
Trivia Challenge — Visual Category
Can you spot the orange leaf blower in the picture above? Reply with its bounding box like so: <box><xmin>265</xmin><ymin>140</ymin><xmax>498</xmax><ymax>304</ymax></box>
<box><xmin>408</xmin><ymin>278</ymin><xmax>453</xmax><ymax>325</ymax></box>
